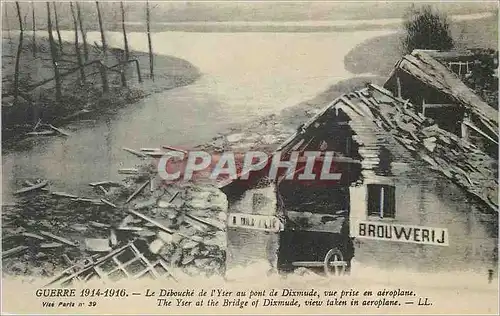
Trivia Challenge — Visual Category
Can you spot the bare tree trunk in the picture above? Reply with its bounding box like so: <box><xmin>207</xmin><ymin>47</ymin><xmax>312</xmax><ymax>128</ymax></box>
<box><xmin>120</xmin><ymin>2</ymin><xmax>129</xmax><ymax>61</ymax></box>
<box><xmin>14</xmin><ymin>2</ymin><xmax>24</xmax><ymax>105</ymax></box>
<box><xmin>15</xmin><ymin>2</ymin><xmax>23</xmax><ymax>33</ymax></box>
<box><xmin>4</xmin><ymin>5</ymin><xmax>12</xmax><ymax>42</ymax></box>
<box><xmin>31</xmin><ymin>1</ymin><xmax>36</xmax><ymax>57</ymax></box>
<box><xmin>95</xmin><ymin>1</ymin><xmax>107</xmax><ymax>57</ymax></box>
<box><xmin>46</xmin><ymin>2</ymin><xmax>62</xmax><ymax>102</ymax></box>
<box><xmin>76</xmin><ymin>2</ymin><xmax>89</xmax><ymax>61</ymax></box>
<box><xmin>70</xmin><ymin>2</ymin><xmax>85</xmax><ymax>85</ymax></box>
<box><xmin>146</xmin><ymin>0</ymin><xmax>154</xmax><ymax>81</ymax></box>
<box><xmin>52</xmin><ymin>2</ymin><xmax>63</xmax><ymax>54</ymax></box>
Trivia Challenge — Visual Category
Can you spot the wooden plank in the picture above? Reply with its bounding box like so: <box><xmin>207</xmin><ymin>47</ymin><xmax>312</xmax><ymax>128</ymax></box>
<box><xmin>185</xmin><ymin>213</ymin><xmax>225</xmax><ymax>231</ymax></box>
<box><xmin>421</xmin><ymin>103</ymin><xmax>457</xmax><ymax>109</ymax></box>
<box><xmin>51</xmin><ymin>191</ymin><xmax>79</xmax><ymax>199</ymax></box>
<box><xmin>48</xmin><ymin>124</ymin><xmax>70</xmax><ymax>136</ymax></box>
<box><xmin>3</xmin><ymin>246</ymin><xmax>29</xmax><ymax>259</ymax></box>
<box><xmin>140</xmin><ymin>148</ymin><xmax>161</xmax><ymax>152</ymax></box>
<box><xmin>462</xmin><ymin>120</ymin><xmax>499</xmax><ymax>145</ymax></box>
<box><xmin>26</xmin><ymin>130</ymin><xmax>55</xmax><ymax>136</ymax></box>
<box><xmin>396</xmin><ymin>76</ymin><xmax>402</xmax><ymax>98</ymax></box>
<box><xmin>101</xmin><ymin>199</ymin><xmax>117</xmax><ymax>208</ymax></box>
<box><xmin>123</xmin><ymin>147</ymin><xmax>146</xmax><ymax>158</ymax></box>
<box><xmin>14</xmin><ymin>180</ymin><xmax>48</xmax><ymax>195</ymax></box>
<box><xmin>25</xmin><ymin>180</ymin><xmax>49</xmax><ymax>192</ymax></box>
<box><xmin>89</xmin><ymin>181</ymin><xmax>121</xmax><ymax>187</ymax></box>
<box><xmin>22</xmin><ymin>232</ymin><xmax>46</xmax><ymax>241</ymax></box>
<box><xmin>98</xmin><ymin>186</ymin><xmax>108</xmax><ymax>194</ymax></box>
<box><xmin>161</xmin><ymin>145</ymin><xmax>187</xmax><ymax>154</ymax></box>
<box><xmin>72</xmin><ymin>198</ymin><xmax>105</xmax><ymax>205</ymax></box>
<box><xmin>127</xmin><ymin>209</ymin><xmax>173</xmax><ymax>234</ymax></box>
<box><xmin>40</xmin><ymin>242</ymin><xmax>64</xmax><ymax>249</ymax></box>
<box><xmin>118</xmin><ymin>168</ymin><xmax>140</xmax><ymax>175</ymax></box>
<box><xmin>125</xmin><ymin>180</ymin><xmax>150</xmax><ymax>204</ymax></box>
<box><xmin>39</xmin><ymin>231</ymin><xmax>78</xmax><ymax>247</ymax></box>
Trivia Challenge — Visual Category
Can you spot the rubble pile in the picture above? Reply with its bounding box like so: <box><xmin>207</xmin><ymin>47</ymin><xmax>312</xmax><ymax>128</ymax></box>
<box><xmin>2</xmin><ymin>151</ymin><xmax>229</xmax><ymax>285</ymax></box>
<box><xmin>196</xmin><ymin>114</ymin><xmax>297</xmax><ymax>154</ymax></box>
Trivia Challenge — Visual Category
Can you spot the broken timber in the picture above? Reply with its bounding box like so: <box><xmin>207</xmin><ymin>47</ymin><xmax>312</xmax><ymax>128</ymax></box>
<box><xmin>14</xmin><ymin>180</ymin><xmax>48</xmax><ymax>195</ymax></box>
<box><xmin>2</xmin><ymin>246</ymin><xmax>29</xmax><ymax>259</ymax></box>
<box><xmin>48</xmin><ymin>124</ymin><xmax>70</xmax><ymax>136</ymax></box>
<box><xmin>39</xmin><ymin>231</ymin><xmax>78</xmax><ymax>247</ymax></box>
<box><xmin>122</xmin><ymin>147</ymin><xmax>146</xmax><ymax>158</ymax></box>
<box><xmin>125</xmin><ymin>180</ymin><xmax>150</xmax><ymax>204</ymax></box>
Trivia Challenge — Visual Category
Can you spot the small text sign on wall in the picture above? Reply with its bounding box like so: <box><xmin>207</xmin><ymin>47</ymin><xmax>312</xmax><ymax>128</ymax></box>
<box><xmin>355</xmin><ymin>221</ymin><xmax>449</xmax><ymax>246</ymax></box>
<box><xmin>227</xmin><ymin>213</ymin><xmax>283</xmax><ymax>233</ymax></box>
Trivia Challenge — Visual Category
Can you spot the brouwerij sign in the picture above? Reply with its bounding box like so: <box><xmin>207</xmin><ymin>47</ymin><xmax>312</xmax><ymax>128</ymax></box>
<box><xmin>227</xmin><ymin>213</ymin><xmax>283</xmax><ymax>233</ymax></box>
<box><xmin>355</xmin><ymin>221</ymin><xmax>449</xmax><ymax>246</ymax></box>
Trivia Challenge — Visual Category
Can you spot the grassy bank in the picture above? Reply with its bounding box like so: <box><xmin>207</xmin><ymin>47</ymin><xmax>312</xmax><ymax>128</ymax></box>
<box><xmin>1</xmin><ymin>34</ymin><xmax>200</xmax><ymax>152</ymax></box>
<box><xmin>344</xmin><ymin>14</ymin><xmax>498</xmax><ymax>76</ymax></box>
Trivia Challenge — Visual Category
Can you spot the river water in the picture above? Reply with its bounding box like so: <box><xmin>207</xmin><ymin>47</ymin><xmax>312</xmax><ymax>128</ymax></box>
<box><xmin>2</xmin><ymin>29</ymin><xmax>394</xmax><ymax>201</ymax></box>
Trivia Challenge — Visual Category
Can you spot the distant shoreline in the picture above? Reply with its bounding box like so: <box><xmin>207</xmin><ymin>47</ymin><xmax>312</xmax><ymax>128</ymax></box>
<box><xmin>5</xmin><ymin>11</ymin><xmax>494</xmax><ymax>34</ymax></box>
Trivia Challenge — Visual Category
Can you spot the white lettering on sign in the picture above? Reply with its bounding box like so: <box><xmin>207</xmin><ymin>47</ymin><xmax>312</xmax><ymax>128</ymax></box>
<box><xmin>228</xmin><ymin>213</ymin><xmax>283</xmax><ymax>233</ymax></box>
<box><xmin>355</xmin><ymin>221</ymin><xmax>449</xmax><ymax>246</ymax></box>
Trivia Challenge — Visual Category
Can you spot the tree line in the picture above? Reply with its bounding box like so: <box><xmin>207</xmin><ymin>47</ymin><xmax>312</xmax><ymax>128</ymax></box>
<box><xmin>3</xmin><ymin>1</ymin><xmax>156</xmax><ymax>106</ymax></box>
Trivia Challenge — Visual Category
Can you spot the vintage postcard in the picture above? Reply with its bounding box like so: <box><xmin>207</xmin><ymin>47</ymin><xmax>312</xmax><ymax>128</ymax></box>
<box><xmin>1</xmin><ymin>1</ymin><xmax>498</xmax><ymax>314</ymax></box>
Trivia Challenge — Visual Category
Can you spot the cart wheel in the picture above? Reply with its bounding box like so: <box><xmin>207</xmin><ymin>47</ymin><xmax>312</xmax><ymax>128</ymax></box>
<box><xmin>323</xmin><ymin>248</ymin><xmax>346</xmax><ymax>276</ymax></box>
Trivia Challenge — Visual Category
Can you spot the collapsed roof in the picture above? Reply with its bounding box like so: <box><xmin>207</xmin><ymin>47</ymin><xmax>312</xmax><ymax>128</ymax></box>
<box><xmin>386</xmin><ymin>50</ymin><xmax>498</xmax><ymax>141</ymax></box>
<box><xmin>274</xmin><ymin>83</ymin><xmax>498</xmax><ymax>213</ymax></box>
